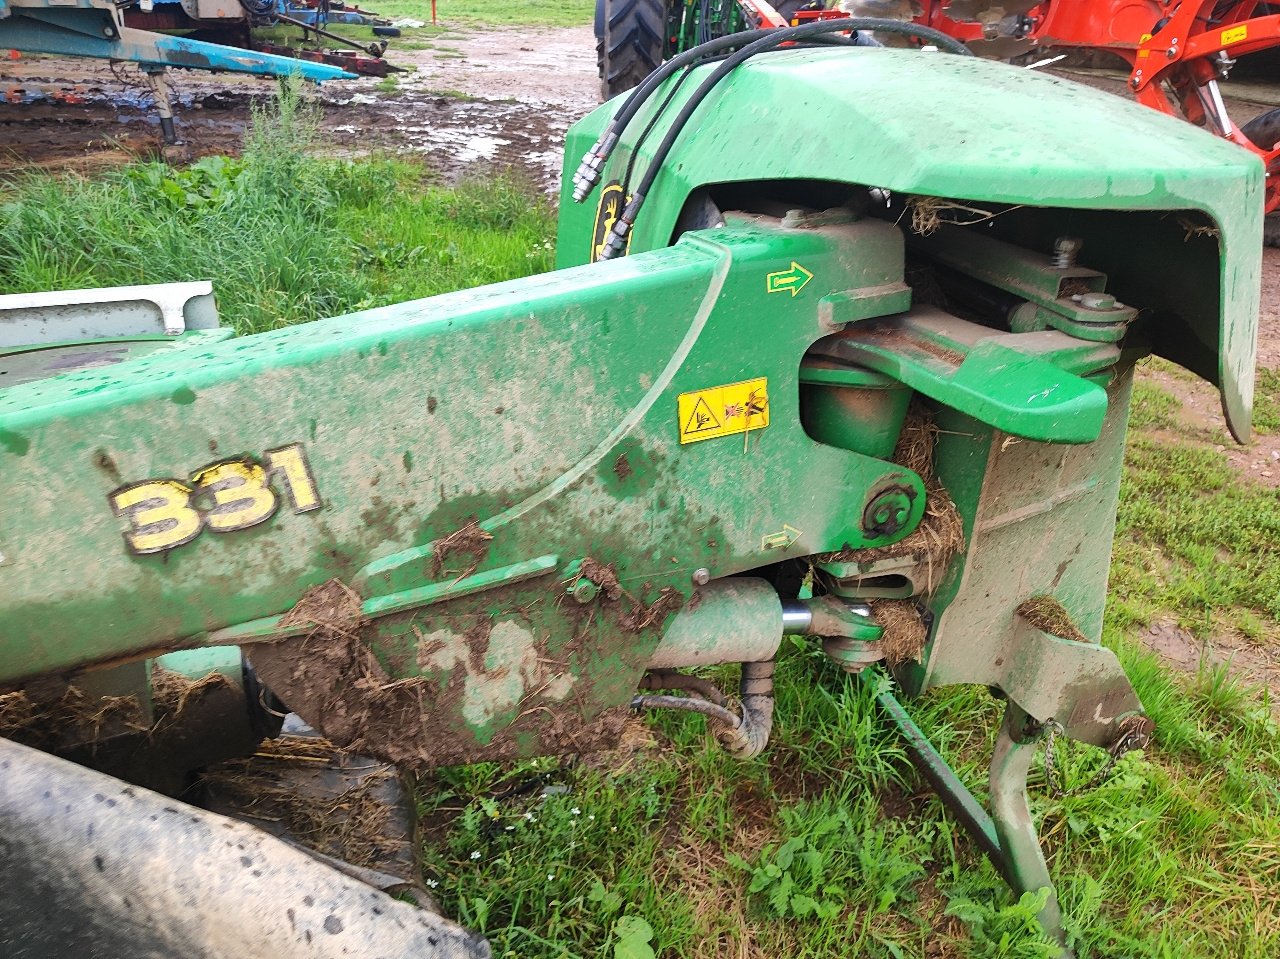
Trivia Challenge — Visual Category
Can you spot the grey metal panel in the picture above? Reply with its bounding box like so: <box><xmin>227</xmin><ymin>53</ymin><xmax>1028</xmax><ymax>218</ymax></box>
<box><xmin>0</xmin><ymin>281</ymin><xmax>218</xmax><ymax>346</ymax></box>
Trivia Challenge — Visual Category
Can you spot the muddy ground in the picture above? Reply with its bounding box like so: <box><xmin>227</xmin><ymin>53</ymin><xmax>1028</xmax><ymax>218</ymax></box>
<box><xmin>0</xmin><ymin>25</ymin><xmax>599</xmax><ymax>190</ymax></box>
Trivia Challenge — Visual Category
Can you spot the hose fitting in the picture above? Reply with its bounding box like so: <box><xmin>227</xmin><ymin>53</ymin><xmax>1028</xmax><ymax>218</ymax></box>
<box><xmin>631</xmin><ymin>660</ymin><xmax>776</xmax><ymax>760</ymax></box>
<box><xmin>712</xmin><ymin>660</ymin><xmax>775</xmax><ymax>760</ymax></box>
<box><xmin>571</xmin><ymin>133</ymin><xmax>619</xmax><ymax>203</ymax></box>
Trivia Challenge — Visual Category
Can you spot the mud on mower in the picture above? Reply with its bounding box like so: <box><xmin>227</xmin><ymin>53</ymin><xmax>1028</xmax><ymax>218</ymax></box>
<box><xmin>0</xmin><ymin>17</ymin><xmax>1262</xmax><ymax>959</ymax></box>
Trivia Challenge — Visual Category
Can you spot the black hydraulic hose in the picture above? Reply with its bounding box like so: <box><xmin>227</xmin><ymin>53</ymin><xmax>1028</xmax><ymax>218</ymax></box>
<box><xmin>639</xmin><ymin>669</ymin><xmax>731</xmax><ymax>707</ymax></box>
<box><xmin>614</xmin><ymin>29</ymin><xmax>774</xmax><ymax>140</ymax></box>
<box><xmin>619</xmin><ymin>37</ymin><xmax>858</xmax><ymax>194</ymax></box>
<box><xmin>571</xmin><ymin>28</ymin><xmax>779</xmax><ymax>201</ymax></box>
<box><xmin>620</xmin><ymin>16</ymin><xmax>967</xmax><ymax>137</ymax></box>
<box><xmin>631</xmin><ymin>660</ymin><xmax>777</xmax><ymax>760</ymax></box>
<box><xmin>632</xmin><ymin>693</ymin><xmax>743</xmax><ymax>727</ymax></box>
<box><xmin>597</xmin><ymin>17</ymin><xmax>973</xmax><ymax>257</ymax></box>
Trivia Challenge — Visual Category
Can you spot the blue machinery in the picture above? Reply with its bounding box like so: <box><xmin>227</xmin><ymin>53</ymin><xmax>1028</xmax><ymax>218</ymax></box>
<box><xmin>0</xmin><ymin>0</ymin><xmax>357</xmax><ymax>141</ymax></box>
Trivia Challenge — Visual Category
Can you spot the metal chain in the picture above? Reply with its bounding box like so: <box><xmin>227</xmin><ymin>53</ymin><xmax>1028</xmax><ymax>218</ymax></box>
<box><xmin>1041</xmin><ymin>715</ymin><xmax>1154</xmax><ymax>799</ymax></box>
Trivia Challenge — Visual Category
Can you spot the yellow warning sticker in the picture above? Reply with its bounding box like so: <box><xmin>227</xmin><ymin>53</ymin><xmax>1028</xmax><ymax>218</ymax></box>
<box><xmin>1137</xmin><ymin>32</ymin><xmax>1151</xmax><ymax>57</ymax></box>
<box><xmin>678</xmin><ymin>377</ymin><xmax>769</xmax><ymax>445</ymax></box>
<box><xmin>1222</xmin><ymin>25</ymin><xmax>1248</xmax><ymax>45</ymax></box>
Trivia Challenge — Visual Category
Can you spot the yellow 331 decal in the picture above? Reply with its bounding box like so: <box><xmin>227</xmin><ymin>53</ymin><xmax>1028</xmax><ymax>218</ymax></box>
<box><xmin>108</xmin><ymin>443</ymin><xmax>321</xmax><ymax>554</ymax></box>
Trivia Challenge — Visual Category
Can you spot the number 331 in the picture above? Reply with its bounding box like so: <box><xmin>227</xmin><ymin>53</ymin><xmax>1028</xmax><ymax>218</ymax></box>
<box><xmin>108</xmin><ymin>443</ymin><xmax>321</xmax><ymax>554</ymax></box>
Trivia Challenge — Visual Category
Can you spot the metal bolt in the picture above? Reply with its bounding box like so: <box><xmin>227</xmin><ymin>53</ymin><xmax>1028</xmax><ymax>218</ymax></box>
<box><xmin>570</xmin><ymin>578</ymin><xmax>599</xmax><ymax>604</ymax></box>
<box><xmin>1052</xmin><ymin>236</ymin><xmax>1082</xmax><ymax>269</ymax></box>
<box><xmin>1131</xmin><ymin>70</ymin><xmax>1143</xmax><ymax>89</ymax></box>
<box><xmin>692</xmin><ymin>567</ymin><xmax>711</xmax><ymax>586</ymax></box>
<box><xmin>862</xmin><ymin>486</ymin><xmax>914</xmax><ymax>538</ymax></box>
<box><xmin>1078</xmin><ymin>292</ymin><xmax>1117</xmax><ymax>311</ymax></box>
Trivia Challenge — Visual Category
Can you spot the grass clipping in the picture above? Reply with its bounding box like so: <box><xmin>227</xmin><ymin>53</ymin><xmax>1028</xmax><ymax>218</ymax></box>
<box><xmin>1017</xmin><ymin>595</ymin><xmax>1088</xmax><ymax>643</ymax></box>
<box><xmin>0</xmin><ymin>668</ymin><xmax>230</xmax><ymax>749</ymax></box>
<box><xmin>836</xmin><ymin>406</ymin><xmax>966</xmax><ymax>591</ymax></box>
<box><xmin>0</xmin><ymin>687</ymin><xmax>144</xmax><ymax>747</ymax></box>
<box><xmin>820</xmin><ymin>406</ymin><xmax>966</xmax><ymax>665</ymax></box>
<box><xmin>869</xmin><ymin>599</ymin><xmax>929</xmax><ymax>667</ymax></box>
<box><xmin>200</xmin><ymin>740</ymin><xmax>400</xmax><ymax>870</ymax></box>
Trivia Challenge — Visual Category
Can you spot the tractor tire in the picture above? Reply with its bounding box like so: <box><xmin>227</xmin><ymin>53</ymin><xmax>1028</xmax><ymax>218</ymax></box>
<box><xmin>597</xmin><ymin>0</ymin><xmax>667</xmax><ymax>100</ymax></box>
<box><xmin>1241</xmin><ymin>108</ymin><xmax>1280</xmax><ymax>247</ymax></box>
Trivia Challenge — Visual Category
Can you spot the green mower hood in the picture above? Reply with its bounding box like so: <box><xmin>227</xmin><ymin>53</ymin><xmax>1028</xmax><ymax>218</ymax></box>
<box><xmin>558</xmin><ymin>47</ymin><xmax>1262</xmax><ymax>440</ymax></box>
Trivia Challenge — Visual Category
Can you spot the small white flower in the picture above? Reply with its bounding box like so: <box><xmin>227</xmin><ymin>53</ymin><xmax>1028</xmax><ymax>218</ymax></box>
<box><xmin>587</xmin><ymin>814</ymin><xmax>595</xmax><ymax>821</ymax></box>
<box><xmin>571</xmin><ymin>807</ymin><xmax>581</xmax><ymax>816</ymax></box>
<box><xmin>610</xmin><ymin>826</ymin><xmax>617</xmax><ymax>832</ymax></box>
<box><xmin>470</xmin><ymin>850</ymin><xmax>481</xmax><ymax>860</ymax></box>
<box><xmin>524</xmin><ymin>811</ymin><xmax>536</xmax><ymax>822</ymax></box>
<box><xmin>425</xmin><ymin>879</ymin><xmax>439</xmax><ymax>888</ymax></box>
<box><xmin>505</xmin><ymin>825</ymin><xmax>515</xmax><ymax>831</ymax></box>
<box><xmin>547</xmin><ymin>873</ymin><xmax>555</xmax><ymax>881</ymax></box>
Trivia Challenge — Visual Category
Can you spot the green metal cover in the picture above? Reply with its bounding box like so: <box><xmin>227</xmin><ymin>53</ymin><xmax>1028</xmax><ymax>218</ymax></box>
<box><xmin>557</xmin><ymin>47</ymin><xmax>1261</xmax><ymax>439</ymax></box>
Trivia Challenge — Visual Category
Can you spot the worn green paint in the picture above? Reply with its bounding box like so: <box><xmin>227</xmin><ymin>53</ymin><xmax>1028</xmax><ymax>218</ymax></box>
<box><xmin>0</xmin><ymin>218</ymin><xmax>929</xmax><ymax>754</ymax></box>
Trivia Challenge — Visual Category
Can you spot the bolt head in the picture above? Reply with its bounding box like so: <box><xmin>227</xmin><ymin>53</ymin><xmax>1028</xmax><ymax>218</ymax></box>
<box><xmin>692</xmin><ymin>567</ymin><xmax>711</xmax><ymax>586</ymax></box>
<box><xmin>571</xmin><ymin>579</ymin><xmax>600</xmax><ymax>604</ymax></box>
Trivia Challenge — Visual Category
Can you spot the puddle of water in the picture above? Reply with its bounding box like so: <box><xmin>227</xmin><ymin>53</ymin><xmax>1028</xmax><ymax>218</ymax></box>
<box><xmin>3</xmin><ymin>80</ymin><xmax>569</xmax><ymax>191</ymax></box>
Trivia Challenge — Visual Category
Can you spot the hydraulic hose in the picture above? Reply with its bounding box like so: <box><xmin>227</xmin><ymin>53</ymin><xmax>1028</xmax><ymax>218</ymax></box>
<box><xmin>631</xmin><ymin>660</ymin><xmax>776</xmax><ymax>760</ymax></box>
<box><xmin>572</xmin><ymin>28</ymin><xmax>776</xmax><ymax>201</ymax></box>
<box><xmin>574</xmin><ymin>26</ymin><xmax>869</xmax><ymax>201</ymax></box>
<box><xmin>618</xmin><ymin>36</ymin><xmax>860</xmax><ymax>193</ymax></box>
<box><xmin>712</xmin><ymin>659</ymin><xmax>775</xmax><ymax>760</ymax></box>
<box><xmin>596</xmin><ymin>17</ymin><xmax>973</xmax><ymax>258</ymax></box>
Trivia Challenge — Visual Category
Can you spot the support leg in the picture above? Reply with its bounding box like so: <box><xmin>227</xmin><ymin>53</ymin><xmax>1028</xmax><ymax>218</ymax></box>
<box><xmin>141</xmin><ymin>66</ymin><xmax>179</xmax><ymax>146</ymax></box>
<box><xmin>990</xmin><ymin>702</ymin><xmax>1070</xmax><ymax>957</ymax></box>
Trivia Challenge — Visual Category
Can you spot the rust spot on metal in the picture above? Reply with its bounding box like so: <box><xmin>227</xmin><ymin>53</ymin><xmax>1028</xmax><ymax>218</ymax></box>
<box><xmin>92</xmin><ymin>449</ymin><xmax>121</xmax><ymax>483</ymax></box>
<box><xmin>613</xmin><ymin>452</ymin><xmax>633</xmax><ymax>482</ymax></box>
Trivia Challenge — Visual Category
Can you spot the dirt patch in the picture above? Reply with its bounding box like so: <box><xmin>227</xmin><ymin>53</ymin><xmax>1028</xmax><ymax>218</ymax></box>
<box><xmin>1137</xmin><ymin>363</ymin><xmax>1280</xmax><ymax>488</ymax></box>
<box><xmin>579</xmin><ymin>557</ymin><xmax>624</xmax><ymax>601</ymax></box>
<box><xmin>249</xmin><ymin>578</ymin><xmax>435</xmax><ymax>766</ymax></box>
<box><xmin>1139</xmin><ymin>619</ymin><xmax>1280</xmax><ymax>698</ymax></box>
<box><xmin>431</xmin><ymin>518</ymin><xmax>492</xmax><ymax>577</ymax></box>
<box><xmin>620</xmin><ymin>587</ymin><xmax>685</xmax><ymax>633</ymax></box>
<box><xmin>249</xmin><ymin>578</ymin><xmax>635</xmax><ymax>768</ymax></box>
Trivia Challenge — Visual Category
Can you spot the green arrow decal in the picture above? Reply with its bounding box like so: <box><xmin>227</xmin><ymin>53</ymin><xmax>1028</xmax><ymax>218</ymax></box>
<box><xmin>765</xmin><ymin>261</ymin><xmax>814</xmax><ymax>296</ymax></box>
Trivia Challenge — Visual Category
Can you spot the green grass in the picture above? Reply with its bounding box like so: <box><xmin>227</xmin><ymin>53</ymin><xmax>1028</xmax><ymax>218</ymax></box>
<box><xmin>0</xmin><ymin>94</ymin><xmax>554</xmax><ymax>334</ymax></box>
<box><xmin>4</xmin><ymin>99</ymin><xmax>1280</xmax><ymax>959</ymax></box>
<box><xmin>374</xmin><ymin>0</ymin><xmax>595</xmax><ymax>28</ymax></box>
<box><xmin>1254</xmin><ymin>367</ymin><xmax>1280</xmax><ymax>434</ymax></box>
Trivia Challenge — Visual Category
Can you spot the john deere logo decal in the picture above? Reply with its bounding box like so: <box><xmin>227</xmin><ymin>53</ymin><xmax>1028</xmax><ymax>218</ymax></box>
<box><xmin>591</xmin><ymin>181</ymin><xmax>631</xmax><ymax>262</ymax></box>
